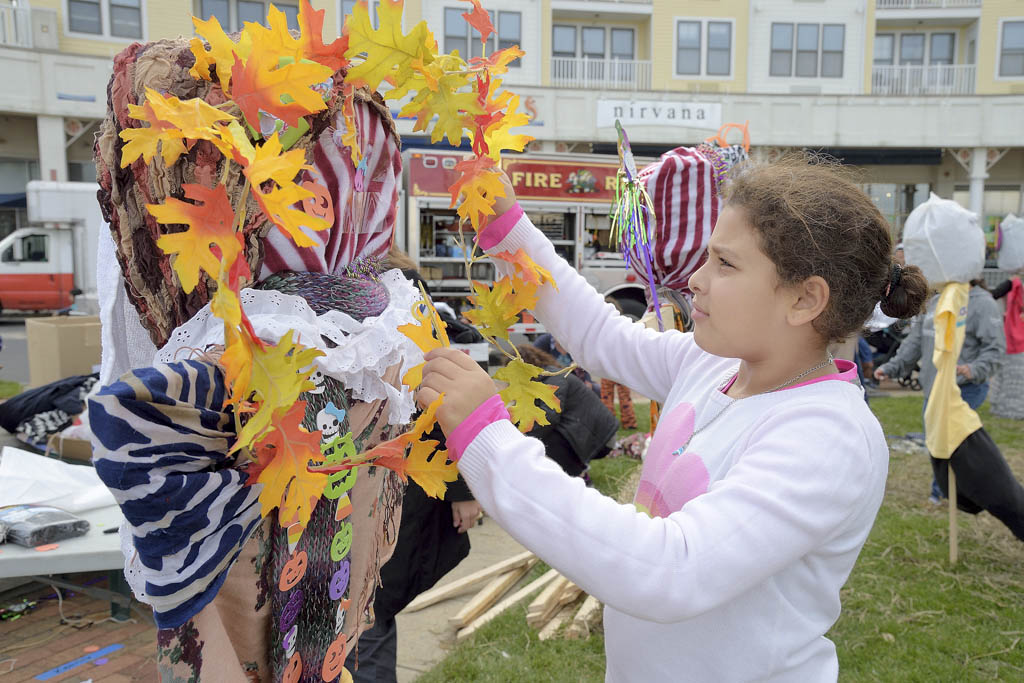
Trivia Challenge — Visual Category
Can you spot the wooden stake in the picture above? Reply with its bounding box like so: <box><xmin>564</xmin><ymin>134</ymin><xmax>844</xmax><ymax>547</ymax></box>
<box><xmin>538</xmin><ymin>603</ymin><xmax>577</xmax><ymax>641</ymax></box>
<box><xmin>405</xmin><ymin>550</ymin><xmax>534</xmax><ymax>612</ymax></box>
<box><xmin>949</xmin><ymin>466</ymin><xmax>958</xmax><ymax>566</ymax></box>
<box><xmin>456</xmin><ymin>569</ymin><xmax>558</xmax><ymax>643</ymax></box>
<box><xmin>566</xmin><ymin>595</ymin><xmax>602</xmax><ymax>640</ymax></box>
<box><xmin>448</xmin><ymin>558</ymin><xmax>537</xmax><ymax>629</ymax></box>
<box><xmin>527</xmin><ymin>575</ymin><xmax>571</xmax><ymax>628</ymax></box>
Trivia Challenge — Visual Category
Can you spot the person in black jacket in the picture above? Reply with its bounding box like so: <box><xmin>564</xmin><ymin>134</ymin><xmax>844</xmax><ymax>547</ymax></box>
<box><xmin>515</xmin><ymin>345</ymin><xmax>620</xmax><ymax>478</ymax></box>
<box><xmin>346</xmin><ymin>246</ymin><xmax>482</xmax><ymax>682</ymax></box>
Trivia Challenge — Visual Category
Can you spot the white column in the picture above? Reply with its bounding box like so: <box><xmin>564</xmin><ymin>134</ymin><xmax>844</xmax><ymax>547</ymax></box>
<box><xmin>967</xmin><ymin>147</ymin><xmax>987</xmax><ymax>218</ymax></box>
<box><xmin>37</xmin><ymin>115</ymin><xmax>67</xmax><ymax>183</ymax></box>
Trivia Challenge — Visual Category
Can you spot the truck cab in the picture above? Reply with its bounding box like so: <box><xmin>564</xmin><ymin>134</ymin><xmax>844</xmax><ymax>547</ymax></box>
<box><xmin>0</xmin><ymin>227</ymin><xmax>75</xmax><ymax>311</ymax></box>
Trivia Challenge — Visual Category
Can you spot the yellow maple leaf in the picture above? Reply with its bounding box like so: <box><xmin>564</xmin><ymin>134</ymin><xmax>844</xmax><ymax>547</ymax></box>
<box><xmin>119</xmin><ymin>102</ymin><xmax>187</xmax><ymax>168</ymax></box>
<box><xmin>143</xmin><ymin>87</ymin><xmax>236</xmax><ymax>140</ymax></box>
<box><xmin>398</xmin><ymin>298</ymin><xmax>449</xmax><ymax>389</ymax></box>
<box><xmin>491</xmin><ymin>249</ymin><xmax>556</xmax><ymax>289</ymax></box>
<box><xmin>232</xmin><ymin>330</ymin><xmax>324</xmax><ymax>451</ymax></box>
<box><xmin>238</xmin><ymin>131</ymin><xmax>310</xmax><ymax>187</ymax></box>
<box><xmin>494</xmin><ymin>359</ymin><xmax>561</xmax><ymax>432</ymax></box>
<box><xmin>464</xmin><ymin>276</ymin><xmax>537</xmax><ymax>340</ymax></box>
<box><xmin>246</xmin><ymin>401</ymin><xmax>327</xmax><ymax>542</ymax></box>
<box><xmin>344</xmin><ymin>0</ymin><xmax>437</xmax><ymax>92</ymax></box>
<box><xmin>151</xmin><ymin>184</ymin><xmax>240</xmax><ymax>293</ymax></box>
<box><xmin>404</xmin><ymin>438</ymin><xmax>457</xmax><ymax>499</ymax></box>
<box><xmin>391</xmin><ymin>54</ymin><xmax>481</xmax><ymax>146</ymax></box>
<box><xmin>254</xmin><ymin>182</ymin><xmax>329</xmax><ymax>248</ymax></box>
<box><xmin>483</xmin><ymin>93</ymin><xmax>533</xmax><ymax>161</ymax></box>
<box><xmin>408</xmin><ymin>391</ymin><xmax>444</xmax><ymax>441</ymax></box>
<box><xmin>190</xmin><ymin>14</ymin><xmax>249</xmax><ymax>88</ymax></box>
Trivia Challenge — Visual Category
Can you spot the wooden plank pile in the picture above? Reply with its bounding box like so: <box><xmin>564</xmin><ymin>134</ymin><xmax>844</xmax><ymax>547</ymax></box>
<box><xmin>401</xmin><ymin>550</ymin><xmax>602</xmax><ymax>642</ymax></box>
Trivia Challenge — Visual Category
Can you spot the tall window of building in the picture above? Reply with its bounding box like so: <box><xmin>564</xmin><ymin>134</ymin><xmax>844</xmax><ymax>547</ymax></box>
<box><xmin>69</xmin><ymin>0</ymin><xmax>142</xmax><ymax>38</ymax></box>
<box><xmin>795</xmin><ymin>24</ymin><xmax>818</xmax><ymax>77</ymax></box>
<box><xmin>676</xmin><ymin>21</ymin><xmax>701</xmax><ymax>75</ymax></box>
<box><xmin>707</xmin><ymin>21</ymin><xmax>731</xmax><ymax>76</ymax></box>
<box><xmin>770</xmin><ymin>23</ymin><xmax>793</xmax><ymax>76</ymax></box>
<box><xmin>197</xmin><ymin>1</ymin><xmax>299</xmax><ymax>32</ymax></box>
<box><xmin>874</xmin><ymin>33</ymin><xmax>894</xmax><ymax>66</ymax></box>
<box><xmin>821</xmin><ymin>24</ymin><xmax>844</xmax><ymax>77</ymax></box>
<box><xmin>443</xmin><ymin>7</ymin><xmax>468</xmax><ymax>55</ymax></box>
<box><xmin>611</xmin><ymin>28</ymin><xmax>634</xmax><ymax>60</ymax></box>
<box><xmin>497</xmin><ymin>12</ymin><xmax>520</xmax><ymax>54</ymax></box>
<box><xmin>899</xmin><ymin>34</ymin><xmax>925</xmax><ymax>65</ymax></box>
<box><xmin>929</xmin><ymin>33</ymin><xmax>954</xmax><ymax>65</ymax></box>
<box><xmin>582</xmin><ymin>27</ymin><xmax>605</xmax><ymax>59</ymax></box>
<box><xmin>1000</xmin><ymin>21</ymin><xmax>1024</xmax><ymax>77</ymax></box>
<box><xmin>553</xmin><ymin>25</ymin><xmax>576</xmax><ymax>58</ymax></box>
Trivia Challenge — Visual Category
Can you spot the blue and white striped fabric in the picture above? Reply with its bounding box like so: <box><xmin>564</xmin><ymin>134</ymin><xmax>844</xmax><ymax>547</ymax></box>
<box><xmin>89</xmin><ymin>360</ymin><xmax>263</xmax><ymax>629</ymax></box>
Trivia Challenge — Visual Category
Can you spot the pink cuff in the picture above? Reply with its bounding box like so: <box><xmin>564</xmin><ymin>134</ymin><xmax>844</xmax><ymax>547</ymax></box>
<box><xmin>475</xmin><ymin>203</ymin><xmax>523</xmax><ymax>251</ymax></box>
<box><xmin>447</xmin><ymin>394</ymin><xmax>511</xmax><ymax>461</ymax></box>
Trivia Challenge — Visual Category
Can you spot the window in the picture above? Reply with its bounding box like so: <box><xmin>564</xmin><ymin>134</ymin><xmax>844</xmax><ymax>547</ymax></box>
<box><xmin>197</xmin><ymin>1</ymin><xmax>298</xmax><ymax>32</ymax></box>
<box><xmin>611</xmin><ymin>28</ymin><xmax>634</xmax><ymax>60</ymax></box>
<box><xmin>553</xmin><ymin>25</ymin><xmax>575</xmax><ymax>58</ymax></box>
<box><xmin>497</xmin><ymin>12</ymin><xmax>520</xmax><ymax>53</ymax></box>
<box><xmin>930</xmin><ymin>33</ymin><xmax>954</xmax><ymax>65</ymax></box>
<box><xmin>874</xmin><ymin>33</ymin><xmax>894</xmax><ymax>66</ymax></box>
<box><xmin>22</xmin><ymin>235</ymin><xmax>48</xmax><ymax>262</ymax></box>
<box><xmin>445</xmin><ymin>7</ymin><xmax>518</xmax><ymax>64</ymax></box>
<box><xmin>707</xmin><ymin>22</ymin><xmax>731</xmax><ymax>76</ymax></box>
<box><xmin>443</xmin><ymin>7</ymin><xmax>468</xmax><ymax>56</ymax></box>
<box><xmin>795</xmin><ymin>24</ymin><xmax>818</xmax><ymax>77</ymax></box>
<box><xmin>821</xmin><ymin>24</ymin><xmax>844</xmax><ymax>77</ymax></box>
<box><xmin>771</xmin><ymin>23</ymin><xmax>793</xmax><ymax>76</ymax></box>
<box><xmin>1000</xmin><ymin>20</ymin><xmax>1024</xmax><ymax>77</ymax></box>
<box><xmin>69</xmin><ymin>0</ymin><xmax>141</xmax><ymax>38</ymax></box>
<box><xmin>899</xmin><ymin>34</ymin><xmax>925</xmax><ymax>65</ymax></box>
<box><xmin>582</xmin><ymin>27</ymin><xmax>604</xmax><ymax>59</ymax></box>
<box><xmin>676</xmin><ymin>21</ymin><xmax>701</xmax><ymax>75</ymax></box>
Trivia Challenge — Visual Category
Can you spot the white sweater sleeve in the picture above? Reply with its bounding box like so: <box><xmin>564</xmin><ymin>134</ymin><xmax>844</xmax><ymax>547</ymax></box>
<box><xmin>482</xmin><ymin>209</ymin><xmax>701</xmax><ymax>405</ymax></box>
<box><xmin>458</xmin><ymin>403</ymin><xmax>877</xmax><ymax>623</ymax></box>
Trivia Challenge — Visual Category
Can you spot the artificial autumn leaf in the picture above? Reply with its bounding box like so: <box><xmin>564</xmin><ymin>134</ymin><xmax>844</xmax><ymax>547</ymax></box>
<box><xmin>221</xmin><ymin>325</ymin><xmax>255</xmax><ymax>406</ymax></box>
<box><xmin>235</xmin><ymin>130</ymin><xmax>310</xmax><ymax>187</ymax></box>
<box><xmin>492</xmin><ymin>249</ymin><xmax>556</xmax><ymax>289</ymax></box>
<box><xmin>343</xmin><ymin>0</ymin><xmax>437</xmax><ymax>92</ymax></box>
<box><xmin>190</xmin><ymin>14</ymin><xmax>249</xmax><ymax>88</ymax></box>
<box><xmin>255</xmin><ymin>182</ymin><xmax>330</xmax><ymax>248</ymax></box>
<box><xmin>398</xmin><ymin>297</ymin><xmax>450</xmax><ymax>388</ymax></box>
<box><xmin>245</xmin><ymin>401</ymin><xmax>327</xmax><ymax>542</ymax></box>
<box><xmin>397</xmin><ymin>58</ymin><xmax>483</xmax><ymax>146</ymax></box>
<box><xmin>144</xmin><ymin>87</ymin><xmax>236</xmax><ymax>140</ymax></box>
<box><xmin>230</xmin><ymin>38</ymin><xmax>333</xmax><ymax>130</ymax></box>
<box><xmin>483</xmin><ymin>93</ymin><xmax>533</xmax><ymax>161</ymax></box>
<box><xmin>233</xmin><ymin>330</ymin><xmax>324</xmax><ymax>450</ymax></box>
<box><xmin>338</xmin><ymin>83</ymin><xmax>361</xmax><ymax>166</ymax></box>
<box><xmin>119</xmin><ymin>102</ymin><xmax>187</xmax><ymax>167</ymax></box>
<box><xmin>298</xmin><ymin>0</ymin><xmax>349</xmax><ymax>71</ymax></box>
<box><xmin>469</xmin><ymin>46</ymin><xmax>524</xmax><ymax>76</ymax></box>
<box><xmin>461</xmin><ymin>0</ymin><xmax>494</xmax><ymax>45</ymax></box>
<box><xmin>408</xmin><ymin>392</ymin><xmax>444</xmax><ymax>440</ymax></box>
<box><xmin>464</xmin><ymin>277</ymin><xmax>524</xmax><ymax>340</ymax></box>
<box><xmin>495</xmin><ymin>359</ymin><xmax>561</xmax><ymax>432</ymax></box>
<box><xmin>151</xmin><ymin>184</ymin><xmax>240</xmax><ymax>293</ymax></box>
<box><xmin>404</xmin><ymin>438</ymin><xmax>457</xmax><ymax>499</ymax></box>
<box><xmin>449</xmin><ymin>155</ymin><xmax>505</xmax><ymax>229</ymax></box>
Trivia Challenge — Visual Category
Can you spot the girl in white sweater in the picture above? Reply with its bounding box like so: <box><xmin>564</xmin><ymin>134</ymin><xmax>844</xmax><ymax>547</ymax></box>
<box><xmin>418</xmin><ymin>156</ymin><xmax>929</xmax><ymax>681</ymax></box>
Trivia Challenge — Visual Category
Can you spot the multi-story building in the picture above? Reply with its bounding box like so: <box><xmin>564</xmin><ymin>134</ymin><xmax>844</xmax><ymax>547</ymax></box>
<box><xmin>0</xmin><ymin>0</ymin><xmax>1020</xmax><ymax>246</ymax></box>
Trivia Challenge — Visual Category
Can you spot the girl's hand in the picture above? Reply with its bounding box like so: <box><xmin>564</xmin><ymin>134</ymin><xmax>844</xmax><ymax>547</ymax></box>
<box><xmin>489</xmin><ymin>170</ymin><xmax>517</xmax><ymax>217</ymax></box>
<box><xmin>417</xmin><ymin>347</ymin><xmax>498</xmax><ymax>435</ymax></box>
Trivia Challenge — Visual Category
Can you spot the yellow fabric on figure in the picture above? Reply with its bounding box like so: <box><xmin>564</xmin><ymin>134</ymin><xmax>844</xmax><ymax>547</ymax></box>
<box><xmin>924</xmin><ymin>282</ymin><xmax>983</xmax><ymax>459</ymax></box>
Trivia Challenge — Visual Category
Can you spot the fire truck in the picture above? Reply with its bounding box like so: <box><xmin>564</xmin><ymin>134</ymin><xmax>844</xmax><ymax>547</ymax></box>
<box><xmin>401</xmin><ymin>149</ymin><xmax>649</xmax><ymax>332</ymax></box>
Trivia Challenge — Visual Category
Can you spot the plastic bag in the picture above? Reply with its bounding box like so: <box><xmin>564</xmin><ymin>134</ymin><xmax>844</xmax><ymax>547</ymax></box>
<box><xmin>903</xmin><ymin>193</ymin><xmax>986</xmax><ymax>286</ymax></box>
<box><xmin>998</xmin><ymin>214</ymin><xmax>1024</xmax><ymax>272</ymax></box>
<box><xmin>0</xmin><ymin>505</ymin><xmax>89</xmax><ymax>547</ymax></box>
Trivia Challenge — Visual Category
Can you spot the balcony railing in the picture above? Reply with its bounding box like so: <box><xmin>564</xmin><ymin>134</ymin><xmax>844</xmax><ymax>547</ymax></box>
<box><xmin>551</xmin><ymin>57</ymin><xmax>652</xmax><ymax>91</ymax></box>
<box><xmin>0</xmin><ymin>2</ymin><xmax>31</xmax><ymax>48</ymax></box>
<box><xmin>876</xmin><ymin>0</ymin><xmax>981</xmax><ymax>9</ymax></box>
<box><xmin>871</xmin><ymin>64</ymin><xmax>975</xmax><ymax>95</ymax></box>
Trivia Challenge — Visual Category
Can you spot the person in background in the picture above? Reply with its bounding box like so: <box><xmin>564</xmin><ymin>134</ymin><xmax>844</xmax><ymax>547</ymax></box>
<box><xmin>598</xmin><ymin>298</ymin><xmax>641</xmax><ymax>428</ymax></box>
<box><xmin>988</xmin><ymin>272</ymin><xmax>1024</xmax><ymax>419</ymax></box>
<box><xmin>533</xmin><ymin>332</ymin><xmax>604</xmax><ymax>398</ymax></box>
<box><xmin>515</xmin><ymin>344</ymin><xmax>620</xmax><ymax>481</ymax></box>
<box><xmin>346</xmin><ymin>245</ymin><xmax>483</xmax><ymax>683</ymax></box>
<box><xmin>876</xmin><ymin>278</ymin><xmax>1005</xmax><ymax>503</ymax></box>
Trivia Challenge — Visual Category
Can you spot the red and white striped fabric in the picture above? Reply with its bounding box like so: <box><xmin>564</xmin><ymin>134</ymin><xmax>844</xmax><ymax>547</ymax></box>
<box><xmin>634</xmin><ymin>147</ymin><xmax>719</xmax><ymax>295</ymax></box>
<box><xmin>259</xmin><ymin>99</ymin><xmax>402</xmax><ymax>279</ymax></box>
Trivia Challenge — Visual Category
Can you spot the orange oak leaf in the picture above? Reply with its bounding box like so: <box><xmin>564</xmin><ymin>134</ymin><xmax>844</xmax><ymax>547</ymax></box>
<box><xmin>343</xmin><ymin>0</ymin><xmax>437</xmax><ymax>92</ymax></box>
<box><xmin>190</xmin><ymin>14</ymin><xmax>249</xmax><ymax>88</ymax></box>
<box><xmin>151</xmin><ymin>184</ymin><xmax>240</xmax><ymax>293</ymax></box>
<box><xmin>469</xmin><ymin>46</ymin><xmax>524</xmax><ymax>76</ymax></box>
<box><xmin>494</xmin><ymin>359</ymin><xmax>561</xmax><ymax>432</ymax></box>
<box><xmin>244</xmin><ymin>401</ymin><xmax>326</xmax><ymax>542</ymax></box>
<box><xmin>298</xmin><ymin>0</ymin><xmax>349</xmax><ymax>71</ymax></box>
<box><xmin>461</xmin><ymin>0</ymin><xmax>494</xmax><ymax>46</ymax></box>
<box><xmin>230</xmin><ymin>39</ymin><xmax>333</xmax><ymax>130</ymax></box>
<box><xmin>491</xmin><ymin>249</ymin><xmax>556</xmax><ymax>289</ymax></box>
<box><xmin>449</xmin><ymin>155</ymin><xmax>505</xmax><ymax>230</ymax></box>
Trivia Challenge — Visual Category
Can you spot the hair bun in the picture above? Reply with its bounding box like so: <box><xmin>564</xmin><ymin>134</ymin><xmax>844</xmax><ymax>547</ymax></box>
<box><xmin>880</xmin><ymin>263</ymin><xmax>928</xmax><ymax>319</ymax></box>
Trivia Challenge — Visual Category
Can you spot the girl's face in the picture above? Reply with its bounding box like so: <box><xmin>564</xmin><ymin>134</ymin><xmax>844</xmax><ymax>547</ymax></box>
<box><xmin>687</xmin><ymin>206</ymin><xmax>797</xmax><ymax>361</ymax></box>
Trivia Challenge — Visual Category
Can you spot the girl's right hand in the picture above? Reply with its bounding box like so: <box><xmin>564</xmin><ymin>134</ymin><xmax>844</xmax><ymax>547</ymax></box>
<box><xmin>491</xmin><ymin>170</ymin><xmax>517</xmax><ymax>217</ymax></box>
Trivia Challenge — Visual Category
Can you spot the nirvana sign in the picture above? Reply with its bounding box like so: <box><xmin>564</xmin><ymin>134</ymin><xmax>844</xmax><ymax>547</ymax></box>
<box><xmin>596</xmin><ymin>100</ymin><xmax>722</xmax><ymax>130</ymax></box>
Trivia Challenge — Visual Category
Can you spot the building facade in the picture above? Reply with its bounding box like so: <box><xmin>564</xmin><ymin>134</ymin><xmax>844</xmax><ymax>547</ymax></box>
<box><xmin>0</xmin><ymin>0</ymin><xmax>1021</xmax><ymax>243</ymax></box>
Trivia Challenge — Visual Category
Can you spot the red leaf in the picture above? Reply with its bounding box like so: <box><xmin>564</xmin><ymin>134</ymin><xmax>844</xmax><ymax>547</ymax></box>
<box><xmin>461</xmin><ymin>0</ymin><xmax>494</xmax><ymax>46</ymax></box>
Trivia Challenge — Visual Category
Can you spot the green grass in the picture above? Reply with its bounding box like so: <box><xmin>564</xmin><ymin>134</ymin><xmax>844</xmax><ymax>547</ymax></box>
<box><xmin>0</xmin><ymin>380</ymin><xmax>21</xmax><ymax>399</ymax></box>
<box><xmin>421</xmin><ymin>396</ymin><xmax>1024</xmax><ymax>681</ymax></box>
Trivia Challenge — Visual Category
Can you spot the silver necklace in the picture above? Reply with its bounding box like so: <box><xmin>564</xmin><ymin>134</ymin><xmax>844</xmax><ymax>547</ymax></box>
<box><xmin>674</xmin><ymin>352</ymin><xmax>836</xmax><ymax>455</ymax></box>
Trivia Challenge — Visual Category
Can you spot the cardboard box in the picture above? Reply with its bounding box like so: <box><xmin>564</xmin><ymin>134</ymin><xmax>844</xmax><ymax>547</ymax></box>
<box><xmin>45</xmin><ymin>433</ymin><xmax>94</xmax><ymax>463</ymax></box>
<box><xmin>25</xmin><ymin>316</ymin><xmax>101</xmax><ymax>388</ymax></box>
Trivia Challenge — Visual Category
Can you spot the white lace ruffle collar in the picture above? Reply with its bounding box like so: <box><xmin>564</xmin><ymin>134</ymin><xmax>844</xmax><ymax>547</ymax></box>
<box><xmin>155</xmin><ymin>268</ymin><xmax>422</xmax><ymax>426</ymax></box>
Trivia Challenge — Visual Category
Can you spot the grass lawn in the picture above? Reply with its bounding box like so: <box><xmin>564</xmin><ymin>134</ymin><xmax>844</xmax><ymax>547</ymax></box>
<box><xmin>420</xmin><ymin>395</ymin><xmax>1024</xmax><ymax>681</ymax></box>
<box><xmin>0</xmin><ymin>380</ymin><xmax>21</xmax><ymax>400</ymax></box>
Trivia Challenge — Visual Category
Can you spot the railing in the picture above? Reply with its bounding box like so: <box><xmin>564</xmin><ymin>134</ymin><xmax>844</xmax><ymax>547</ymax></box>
<box><xmin>551</xmin><ymin>57</ymin><xmax>652</xmax><ymax>91</ymax></box>
<box><xmin>871</xmin><ymin>64</ymin><xmax>975</xmax><ymax>95</ymax></box>
<box><xmin>0</xmin><ymin>2</ymin><xmax>32</xmax><ymax>48</ymax></box>
<box><xmin>876</xmin><ymin>0</ymin><xmax>981</xmax><ymax>9</ymax></box>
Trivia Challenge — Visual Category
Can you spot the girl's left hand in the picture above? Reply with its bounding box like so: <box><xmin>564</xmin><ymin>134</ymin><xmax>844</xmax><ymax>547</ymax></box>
<box><xmin>417</xmin><ymin>347</ymin><xmax>498</xmax><ymax>435</ymax></box>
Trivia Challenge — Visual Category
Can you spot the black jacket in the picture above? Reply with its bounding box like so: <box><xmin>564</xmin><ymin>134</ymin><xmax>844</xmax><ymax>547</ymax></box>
<box><xmin>529</xmin><ymin>369</ymin><xmax>620</xmax><ymax>467</ymax></box>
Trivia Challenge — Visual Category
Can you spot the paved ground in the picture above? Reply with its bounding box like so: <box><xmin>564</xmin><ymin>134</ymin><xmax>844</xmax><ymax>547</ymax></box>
<box><xmin>0</xmin><ymin>320</ymin><xmax>29</xmax><ymax>386</ymax></box>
